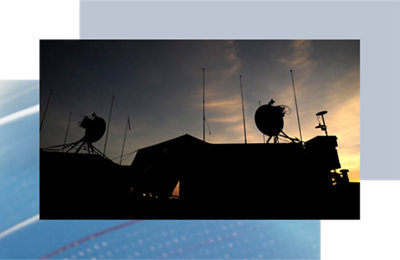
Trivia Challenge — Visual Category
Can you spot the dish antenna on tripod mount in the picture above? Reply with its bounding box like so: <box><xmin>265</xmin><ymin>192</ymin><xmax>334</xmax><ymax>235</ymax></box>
<box><xmin>46</xmin><ymin>113</ymin><xmax>107</xmax><ymax>156</ymax></box>
<box><xmin>254</xmin><ymin>99</ymin><xmax>299</xmax><ymax>143</ymax></box>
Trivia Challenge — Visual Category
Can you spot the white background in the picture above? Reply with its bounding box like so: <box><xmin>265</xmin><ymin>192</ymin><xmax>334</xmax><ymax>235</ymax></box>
<box><xmin>1</xmin><ymin>1</ymin><xmax>399</xmax><ymax>259</ymax></box>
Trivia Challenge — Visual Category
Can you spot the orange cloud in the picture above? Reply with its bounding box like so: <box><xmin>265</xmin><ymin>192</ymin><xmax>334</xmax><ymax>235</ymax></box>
<box><xmin>277</xmin><ymin>40</ymin><xmax>316</xmax><ymax>87</ymax></box>
<box><xmin>206</xmin><ymin>99</ymin><xmax>241</xmax><ymax>109</ymax></box>
<box><xmin>208</xmin><ymin>114</ymin><xmax>242</xmax><ymax>124</ymax></box>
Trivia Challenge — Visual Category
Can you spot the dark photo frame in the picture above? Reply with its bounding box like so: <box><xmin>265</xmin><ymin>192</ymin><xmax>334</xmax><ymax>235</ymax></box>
<box><xmin>40</xmin><ymin>40</ymin><xmax>360</xmax><ymax>219</ymax></box>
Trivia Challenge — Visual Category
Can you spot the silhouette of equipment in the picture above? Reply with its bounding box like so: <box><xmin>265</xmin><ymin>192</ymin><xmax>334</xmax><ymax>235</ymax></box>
<box><xmin>315</xmin><ymin>110</ymin><xmax>328</xmax><ymax>136</ymax></box>
<box><xmin>40</xmin><ymin>100</ymin><xmax>357</xmax><ymax>219</ymax></box>
<box><xmin>44</xmin><ymin>113</ymin><xmax>107</xmax><ymax>156</ymax></box>
<box><xmin>80</xmin><ymin>113</ymin><xmax>106</xmax><ymax>143</ymax></box>
<box><xmin>255</xmin><ymin>99</ymin><xmax>298</xmax><ymax>143</ymax></box>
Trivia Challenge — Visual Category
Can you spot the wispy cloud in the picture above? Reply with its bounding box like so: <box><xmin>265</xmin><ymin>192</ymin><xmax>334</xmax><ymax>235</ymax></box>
<box><xmin>188</xmin><ymin>41</ymin><xmax>246</xmax><ymax>143</ymax></box>
<box><xmin>206</xmin><ymin>99</ymin><xmax>240</xmax><ymax>109</ymax></box>
<box><xmin>208</xmin><ymin>113</ymin><xmax>242</xmax><ymax>124</ymax></box>
<box><xmin>278</xmin><ymin>40</ymin><xmax>316</xmax><ymax>86</ymax></box>
<box><xmin>0</xmin><ymin>104</ymin><xmax>39</xmax><ymax>126</ymax></box>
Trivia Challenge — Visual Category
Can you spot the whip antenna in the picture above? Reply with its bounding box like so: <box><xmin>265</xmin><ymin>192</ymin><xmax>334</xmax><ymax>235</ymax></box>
<box><xmin>103</xmin><ymin>95</ymin><xmax>114</xmax><ymax>156</ymax></box>
<box><xmin>240</xmin><ymin>75</ymin><xmax>247</xmax><ymax>144</ymax></box>
<box><xmin>62</xmin><ymin>112</ymin><xmax>72</xmax><ymax>152</ymax></box>
<box><xmin>40</xmin><ymin>89</ymin><xmax>53</xmax><ymax>131</ymax></box>
<box><xmin>120</xmin><ymin>116</ymin><xmax>131</xmax><ymax>165</ymax></box>
<box><xmin>202</xmin><ymin>68</ymin><xmax>206</xmax><ymax>141</ymax></box>
<box><xmin>290</xmin><ymin>69</ymin><xmax>303</xmax><ymax>142</ymax></box>
<box><xmin>258</xmin><ymin>101</ymin><xmax>266</xmax><ymax>143</ymax></box>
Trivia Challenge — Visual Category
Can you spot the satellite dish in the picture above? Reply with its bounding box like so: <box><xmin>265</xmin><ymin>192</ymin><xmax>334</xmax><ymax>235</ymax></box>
<box><xmin>43</xmin><ymin>112</ymin><xmax>108</xmax><ymax>156</ymax></box>
<box><xmin>79</xmin><ymin>113</ymin><xmax>106</xmax><ymax>143</ymax></box>
<box><xmin>255</xmin><ymin>100</ymin><xmax>285</xmax><ymax>137</ymax></box>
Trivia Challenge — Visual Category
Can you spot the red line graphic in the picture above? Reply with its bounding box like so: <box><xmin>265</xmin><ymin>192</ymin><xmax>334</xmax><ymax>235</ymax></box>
<box><xmin>39</xmin><ymin>220</ymin><xmax>143</xmax><ymax>260</ymax></box>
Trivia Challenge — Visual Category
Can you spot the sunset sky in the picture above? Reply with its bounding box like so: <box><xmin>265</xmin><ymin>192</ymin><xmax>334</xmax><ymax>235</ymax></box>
<box><xmin>40</xmin><ymin>40</ymin><xmax>359</xmax><ymax>181</ymax></box>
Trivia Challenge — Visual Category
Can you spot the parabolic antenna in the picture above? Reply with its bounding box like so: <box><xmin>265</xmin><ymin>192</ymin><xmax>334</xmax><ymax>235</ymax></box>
<box><xmin>255</xmin><ymin>100</ymin><xmax>285</xmax><ymax>137</ymax></box>
<box><xmin>80</xmin><ymin>113</ymin><xmax>106</xmax><ymax>143</ymax></box>
<box><xmin>43</xmin><ymin>112</ymin><xmax>108</xmax><ymax>156</ymax></box>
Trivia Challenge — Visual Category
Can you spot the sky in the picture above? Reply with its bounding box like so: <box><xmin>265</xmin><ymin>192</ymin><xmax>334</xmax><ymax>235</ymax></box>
<box><xmin>40</xmin><ymin>40</ymin><xmax>359</xmax><ymax>181</ymax></box>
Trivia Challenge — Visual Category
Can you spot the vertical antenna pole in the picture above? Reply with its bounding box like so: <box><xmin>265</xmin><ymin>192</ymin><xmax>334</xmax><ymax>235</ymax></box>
<box><xmin>240</xmin><ymin>75</ymin><xmax>247</xmax><ymax>144</ymax></box>
<box><xmin>62</xmin><ymin>112</ymin><xmax>72</xmax><ymax>152</ymax></box>
<box><xmin>322</xmin><ymin>115</ymin><xmax>328</xmax><ymax>136</ymax></box>
<box><xmin>103</xmin><ymin>95</ymin><xmax>114</xmax><ymax>156</ymax></box>
<box><xmin>202</xmin><ymin>68</ymin><xmax>205</xmax><ymax>142</ymax></box>
<box><xmin>290</xmin><ymin>69</ymin><xmax>303</xmax><ymax>142</ymax></box>
<box><xmin>321</xmin><ymin>114</ymin><xmax>328</xmax><ymax>136</ymax></box>
<box><xmin>258</xmin><ymin>101</ymin><xmax>266</xmax><ymax>143</ymax></box>
<box><xmin>120</xmin><ymin>116</ymin><xmax>130</xmax><ymax>165</ymax></box>
<box><xmin>40</xmin><ymin>89</ymin><xmax>53</xmax><ymax>131</ymax></box>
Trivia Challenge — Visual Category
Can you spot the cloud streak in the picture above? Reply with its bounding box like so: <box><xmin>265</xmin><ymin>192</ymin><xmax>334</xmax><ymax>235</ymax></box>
<box><xmin>0</xmin><ymin>104</ymin><xmax>39</xmax><ymax>126</ymax></box>
<box><xmin>0</xmin><ymin>214</ymin><xmax>39</xmax><ymax>239</ymax></box>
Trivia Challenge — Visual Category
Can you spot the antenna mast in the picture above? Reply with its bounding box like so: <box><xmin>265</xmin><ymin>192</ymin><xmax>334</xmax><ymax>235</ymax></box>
<box><xmin>258</xmin><ymin>101</ymin><xmax>266</xmax><ymax>143</ymax></box>
<box><xmin>40</xmin><ymin>89</ymin><xmax>53</xmax><ymax>131</ymax></box>
<box><xmin>120</xmin><ymin>116</ymin><xmax>130</xmax><ymax>165</ymax></box>
<box><xmin>62</xmin><ymin>112</ymin><xmax>72</xmax><ymax>152</ymax></box>
<box><xmin>103</xmin><ymin>95</ymin><xmax>114</xmax><ymax>156</ymax></box>
<box><xmin>202</xmin><ymin>68</ymin><xmax>205</xmax><ymax>142</ymax></box>
<box><xmin>240</xmin><ymin>75</ymin><xmax>247</xmax><ymax>144</ymax></box>
<box><xmin>290</xmin><ymin>69</ymin><xmax>303</xmax><ymax>142</ymax></box>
